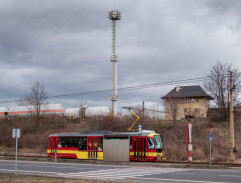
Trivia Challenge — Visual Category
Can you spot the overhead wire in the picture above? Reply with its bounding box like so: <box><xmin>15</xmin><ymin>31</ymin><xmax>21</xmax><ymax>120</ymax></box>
<box><xmin>47</xmin><ymin>76</ymin><xmax>210</xmax><ymax>98</ymax></box>
<box><xmin>0</xmin><ymin>73</ymin><xmax>240</xmax><ymax>104</ymax></box>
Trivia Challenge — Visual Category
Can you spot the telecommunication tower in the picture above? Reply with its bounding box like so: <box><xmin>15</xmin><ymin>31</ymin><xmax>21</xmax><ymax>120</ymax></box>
<box><xmin>108</xmin><ymin>10</ymin><xmax>121</xmax><ymax>117</ymax></box>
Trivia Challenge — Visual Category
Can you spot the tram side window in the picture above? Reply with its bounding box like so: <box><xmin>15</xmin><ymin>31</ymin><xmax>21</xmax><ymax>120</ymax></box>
<box><xmin>62</xmin><ymin>137</ymin><xmax>68</xmax><ymax>147</ymax></box>
<box><xmin>68</xmin><ymin>138</ymin><xmax>73</xmax><ymax>147</ymax></box>
<box><xmin>148</xmin><ymin>138</ymin><xmax>154</xmax><ymax>149</ymax></box>
<box><xmin>73</xmin><ymin>138</ymin><xmax>78</xmax><ymax>147</ymax></box>
<box><xmin>58</xmin><ymin>138</ymin><xmax>62</xmax><ymax>147</ymax></box>
<box><xmin>130</xmin><ymin>137</ymin><xmax>132</xmax><ymax>149</ymax></box>
<box><xmin>99</xmin><ymin>137</ymin><xmax>103</xmax><ymax>150</ymax></box>
<box><xmin>58</xmin><ymin>137</ymin><xmax>78</xmax><ymax>148</ymax></box>
<box><xmin>78</xmin><ymin>137</ymin><xmax>87</xmax><ymax>150</ymax></box>
<box><xmin>58</xmin><ymin>137</ymin><xmax>67</xmax><ymax>147</ymax></box>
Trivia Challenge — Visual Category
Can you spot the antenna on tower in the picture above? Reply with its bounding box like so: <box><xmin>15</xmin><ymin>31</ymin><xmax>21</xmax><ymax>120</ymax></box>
<box><xmin>108</xmin><ymin>10</ymin><xmax>121</xmax><ymax>117</ymax></box>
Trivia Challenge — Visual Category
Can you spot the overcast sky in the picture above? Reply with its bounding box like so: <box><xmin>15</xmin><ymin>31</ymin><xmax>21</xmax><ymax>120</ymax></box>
<box><xmin>0</xmin><ymin>0</ymin><xmax>241</xmax><ymax>111</ymax></box>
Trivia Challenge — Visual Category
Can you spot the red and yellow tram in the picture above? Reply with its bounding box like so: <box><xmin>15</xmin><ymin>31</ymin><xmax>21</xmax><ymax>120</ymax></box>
<box><xmin>47</xmin><ymin>130</ymin><xmax>163</xmax><ymax>162</ymax></box>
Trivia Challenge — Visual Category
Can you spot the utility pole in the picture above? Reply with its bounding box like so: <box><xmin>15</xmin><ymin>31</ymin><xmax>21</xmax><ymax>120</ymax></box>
<box><xmin>229</xmin><ymin>71</ymin><xmax>235</xmax><ymax>162</ymax></box>
<box><xmin>142</xmin><ymin>101</ymin><xmax>145</xmax><ymax>121</ymax></box>
<box><xmin>153</xmin><ymin>105</ymin><xmax>155</xmax><ymax>121</ymax></box>
<box><xmin>142</xmin><ymin>101</ymin><xmax>145</xmax><ymax>115</ymax></box>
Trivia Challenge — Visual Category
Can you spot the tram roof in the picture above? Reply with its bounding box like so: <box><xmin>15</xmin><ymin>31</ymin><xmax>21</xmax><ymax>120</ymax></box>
<box><xmin>49</xmin><ymin>130</ymin><xmax>158</xmax><ymax>137</ymax></box>
<box><xmin>49</xmin><ymin>131</ymin><xmax>112</xmax><ymax>137</ymax></box>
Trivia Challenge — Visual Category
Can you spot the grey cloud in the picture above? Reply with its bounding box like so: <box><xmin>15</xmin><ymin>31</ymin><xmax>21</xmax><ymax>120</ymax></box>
<box><xmin>0</xmin><ymin>0</ymin><xmax>241</xmax><ymax>109</ymax></box>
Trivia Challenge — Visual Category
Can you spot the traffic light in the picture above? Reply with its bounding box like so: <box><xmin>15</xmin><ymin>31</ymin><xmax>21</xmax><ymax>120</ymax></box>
<box><xmin>185</xmin><ymin>115</ymin><xmax>195</xmax><ymax>120</ymax></box>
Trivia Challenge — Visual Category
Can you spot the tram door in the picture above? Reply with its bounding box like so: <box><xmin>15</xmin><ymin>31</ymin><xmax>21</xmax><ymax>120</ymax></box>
<box><xmin>87</xmin><ymin>137</ymin><xmax>99</xmax><ymax>159</ymax></box>
<box><xmin>50</xmin><ymin>137</ymin><xmax>58</xmax><ymax>157</ymax></box>
<box><xmin>132</xmin><ymin>137</ymin><xmax>147</xmax><ymax>161</ymax></box>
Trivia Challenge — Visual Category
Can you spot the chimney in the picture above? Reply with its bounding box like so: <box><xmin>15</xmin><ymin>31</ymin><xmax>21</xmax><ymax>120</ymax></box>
<box><xmin>176</xmin><ymin>85</ymin><xmax>180</xmax><ymax>92</ymax></box>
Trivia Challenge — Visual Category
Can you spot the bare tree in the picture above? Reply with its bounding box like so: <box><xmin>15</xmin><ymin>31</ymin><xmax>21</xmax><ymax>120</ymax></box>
<box><xmin>79</xmin><ymin>97</ymin><xmax>88</xmax><ymax>123</ymax></box>
<box><xmin>29</xmin><ymin>81</ymin><xmax>48</xmax><ymax>116</ymax></box>
<box><xmin>22</xmin><ymin>81</ymin><xmax>48</xmax><ymax>128</ymax></box>
<box><xmin>204</xmin><ymin>61</ymin><xmax>240</xmax><ymax>119</ymax></box>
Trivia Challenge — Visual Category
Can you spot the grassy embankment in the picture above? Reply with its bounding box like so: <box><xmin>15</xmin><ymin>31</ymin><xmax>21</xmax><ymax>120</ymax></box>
<box><xmin>0</xmin><ymin>112</ymin><xmax>240</xmax><ymax>162</ymax></box>
<box><xmin>0</xmin><ymin>174</ymin><xmax>115</xmax><ymax>183</ymax></box>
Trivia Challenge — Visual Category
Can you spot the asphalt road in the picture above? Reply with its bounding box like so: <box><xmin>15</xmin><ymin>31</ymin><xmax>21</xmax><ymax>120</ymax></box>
<box><xmin>0</xmin><ymin>160</ymin><xmax>241</xmax><ymax>183</ymax></box>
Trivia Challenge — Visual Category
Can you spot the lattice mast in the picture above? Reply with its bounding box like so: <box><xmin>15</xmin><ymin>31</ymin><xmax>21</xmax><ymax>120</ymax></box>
<box><xmin>108</xmin><ymin>10</ymin><xmax>121</xmax><ymax>117</ymax></box>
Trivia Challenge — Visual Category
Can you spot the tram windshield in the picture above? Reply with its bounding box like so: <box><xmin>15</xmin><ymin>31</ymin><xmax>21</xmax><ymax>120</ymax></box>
<box><xmin>148</xmin><ymin>135</ymin><xmax>162</xmax><ymax>149</ymax></box>
<box><xmin>154</xmin><ymin>135</ymin><xmax>162</xmax><ymax>149</ymax></box>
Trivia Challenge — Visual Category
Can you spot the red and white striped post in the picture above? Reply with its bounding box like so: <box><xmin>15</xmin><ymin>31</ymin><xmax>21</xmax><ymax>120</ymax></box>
<box><xmin>186</xmin><ymin>117</ymin><xmax>190</xmax><ymax>164</ymax></box>
<box><xmin>186</xmin><ymin>115</ymin><xmax>193</xmax><ymax>165</ymax></box>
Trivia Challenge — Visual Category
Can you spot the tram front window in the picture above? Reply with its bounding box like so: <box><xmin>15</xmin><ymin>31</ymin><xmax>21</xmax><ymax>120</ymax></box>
<box><xmin>154</xmin><ymin>135</ymin><xmax>162</xmax><ymax>149</ymax></box>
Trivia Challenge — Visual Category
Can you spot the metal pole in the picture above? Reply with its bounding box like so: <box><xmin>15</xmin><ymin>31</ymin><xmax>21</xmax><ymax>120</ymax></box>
<box><xmin>142</xmin><ymin>101</ymin><xmax>145</xmax><ymax>120</ymax></box>
<box><xmin>15</xmin><ymin>130</ymin><xmax>18</xmax><ymax>175</ymax></box>
<box><xmin>210</xmin><ymin>140</ymin><xmax>211</xmax><ymax>166</ymax></box>
<box><xmin>55</xmin><ymin>152</ymin><xmax>57</xmax><ymax>162</ymax></box>
<box><xmin>229</xmin><ymin>71</ymin><xmax>235</xmax><ymax>161</ymax></box>
<box><xmin>186</xmin><ymin>119</ymin><xmax>189</xmax><ymax>164</ymax></box>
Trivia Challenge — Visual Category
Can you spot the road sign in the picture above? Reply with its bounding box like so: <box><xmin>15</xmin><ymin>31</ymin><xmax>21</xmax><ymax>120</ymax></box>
<box><xmin>188</xmin><ymin>144</ymin><xmax>193</xmax><ymax>151</ymax></box>
<box><xmin>209</xmin><ymin>134</ymin><xmax>213</xmax><ymax>141</ymax></box>
<box><xmin>12</xmin><ymin>129</ymin><xmax>20</xmax><ymax>138</ymax></box>
<box><xmin>12</xmin><ymin>128</ymin><xmax>20</xmax><ymax>175</ymax></box>
<box><xmin>188</xmin><ymin>124</ymin><xmax>192</xmax><ymax>143</ymax></box>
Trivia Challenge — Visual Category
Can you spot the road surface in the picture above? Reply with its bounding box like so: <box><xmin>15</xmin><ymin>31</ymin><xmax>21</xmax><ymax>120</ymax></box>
<box><xmin>0</xmin><ymin>160</ymin><xmax>241</xmax><ymax>182</ymax></box>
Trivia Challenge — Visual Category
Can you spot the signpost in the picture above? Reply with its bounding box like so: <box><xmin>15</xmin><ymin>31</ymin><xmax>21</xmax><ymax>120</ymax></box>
<box><xmin>209</xmin><ymin>134</ymin><xmax>213</xmax><ymax>166</ymax></box>
<box><xmin>12</xmin><ymin>129</ymin><xmax>20</xmax><ymax>175</ymax></box>
<box><xmin>186</xmin><ymin>115</ymin><xmax>194</xmax><ymax>165</ymax></box>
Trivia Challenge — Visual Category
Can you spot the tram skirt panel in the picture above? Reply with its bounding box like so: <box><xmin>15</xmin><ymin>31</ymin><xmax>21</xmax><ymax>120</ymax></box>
<box><xmin>103</xmin><ymin>139</ymin><xmax>129</xmax><ymax>162</ymax></box>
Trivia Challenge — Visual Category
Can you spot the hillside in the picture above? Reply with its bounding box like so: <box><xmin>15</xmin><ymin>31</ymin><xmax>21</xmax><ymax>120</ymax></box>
<box><xmin>0</xmin><ymin>114</ymin><xmax>240</xmax><ymax>162</ymax></box>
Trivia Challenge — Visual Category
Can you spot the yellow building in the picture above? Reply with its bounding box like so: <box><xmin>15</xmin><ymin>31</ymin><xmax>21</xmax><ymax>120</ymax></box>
<box><xmin>161</xmin><ymin>85</ymin><xmax>213</xmax><ymax>121</ymax></box>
